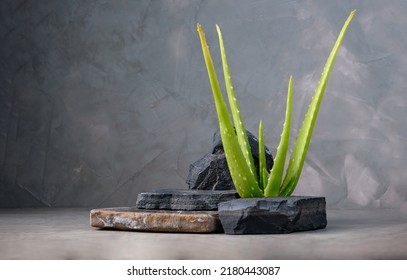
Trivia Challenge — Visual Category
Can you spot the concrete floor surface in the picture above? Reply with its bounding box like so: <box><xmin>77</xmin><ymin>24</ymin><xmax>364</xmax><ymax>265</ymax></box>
<box><xmin>0</xmin><ymin>208</ymin><xmax>406</xmax><ymax>259</ymax></box>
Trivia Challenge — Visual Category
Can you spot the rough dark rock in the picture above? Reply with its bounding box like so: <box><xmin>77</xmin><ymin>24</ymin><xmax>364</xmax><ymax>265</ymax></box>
<box><xmin>90</xmin><ymin>207</ymin><xmax>222</xmax><ymax>233</ymax></box>
<box><xmin>136</xmin><ymin>189</ymin><xmax>239</xmax><ymax>211</ymax></box>
<box><xmin>187</xmin><ymin>154</ymin><xmax>233</xmax><ymax>190</ymax></box>
<box><xmin>218</xmin><ymin>196</ymin><xmax>327</xmax><ymax>234</ymax></box>
<box><xmin>187</xmin><ymin>130</ymin><xmax>274</xmax><ymax>190</ymax></box>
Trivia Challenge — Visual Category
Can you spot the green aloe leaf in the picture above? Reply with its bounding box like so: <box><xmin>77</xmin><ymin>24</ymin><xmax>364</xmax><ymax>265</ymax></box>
<box><xmin>264</xmin><ymin>76</ymin><xmax>293</xmax><ymax>197</ymax></box>
<box><xmin>216</xmin><ymin>25</ymin><xmax>258</xmax><ymax>184</ymax></box>
<box><xmin>258</xmin><ymin>120</ymin><xmax>268</xmax><ymax>190</ymax></box>
<box><xmin>197</xmin><ymin>24</ymin><xmax>263</xmax><ymax>198</ymax></box>
<box><xmin>280</xmin><ymin>10</ymin><xmax>356</xmax><ymax>196</ymax></box>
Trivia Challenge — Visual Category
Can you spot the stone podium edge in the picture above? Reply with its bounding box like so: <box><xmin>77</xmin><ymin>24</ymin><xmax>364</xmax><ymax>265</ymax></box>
<box><xmin>90</xmin><ymin>207</ymin><xmax>222</xmax><ymax>233</ymax></box>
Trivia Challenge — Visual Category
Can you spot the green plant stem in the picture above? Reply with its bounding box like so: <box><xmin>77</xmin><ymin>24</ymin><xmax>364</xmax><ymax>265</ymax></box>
<box><xmin>197</xmin><ymin>24</ymin><xmax>263</xmax><ymax>198</ymax></box>
<box><xmin>216</xmin><ymin>25</ymin><xmax>258</xmax><ymax>184</ymax></box>
<box><xmin>280</xmin><ymin>10</ymin><xmax>356</xmax><ymax>196</ymax></box>
<box><xmin>264</xmin><ymin>76</ymin><xmax>292</xmax><ymax>197</ymax></box>
<box><xmin>258</xmin><ymin>120</ymin><xmax>268</xmax><ymax>190</ymax></box>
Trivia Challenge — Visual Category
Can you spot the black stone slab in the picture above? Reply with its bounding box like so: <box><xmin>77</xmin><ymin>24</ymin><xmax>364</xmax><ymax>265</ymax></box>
<box><xmin>136</xmin><ymin>189</ymin><xmax>239</xmax><ymax>211</ymax></box>
<box><xmin>218</xmin><ymin>196</ymin><xmax>327</xmax><ymax>234</ymax></box>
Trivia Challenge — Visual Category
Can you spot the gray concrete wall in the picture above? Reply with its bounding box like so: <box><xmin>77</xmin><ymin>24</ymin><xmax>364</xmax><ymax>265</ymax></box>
<box><xmin>1</xmin><ymin>0</ymin><xmax>407</xmax><ymax>209</ymax></box>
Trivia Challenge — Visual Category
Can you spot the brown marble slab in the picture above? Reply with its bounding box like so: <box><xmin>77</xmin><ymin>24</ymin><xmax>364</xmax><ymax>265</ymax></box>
<box><xmin>90</xmin><ymin>207</ymin><xmax>222</xmax><ymax>233</ymax></box>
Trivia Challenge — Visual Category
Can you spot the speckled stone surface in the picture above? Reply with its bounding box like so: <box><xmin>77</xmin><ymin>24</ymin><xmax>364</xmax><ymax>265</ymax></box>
<box><xmin>136</xmin><ymin>189</ymin><xmax>239</xmax><ymax>211</ymax></box>
<box><xmin>90</xmin><ymin>207</ymin><xmax>222</xmax><ymax>233</ymax></box>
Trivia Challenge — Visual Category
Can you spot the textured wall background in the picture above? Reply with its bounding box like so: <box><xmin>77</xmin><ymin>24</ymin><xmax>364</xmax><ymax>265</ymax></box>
<box><xmin>1</xmin><ymin>0</ymin><xmax>407</xmax><ymax>209</ymax></box>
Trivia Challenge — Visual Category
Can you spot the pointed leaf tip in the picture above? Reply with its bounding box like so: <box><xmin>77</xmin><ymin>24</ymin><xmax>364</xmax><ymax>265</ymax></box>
<box><xmin>197</xmin><ymin>23</ymin><xmax>262</xmax><ymax>198</ymax></box>
<box><xmin>264</xmin><ymin>75</ymin><xmax>292</xmax><ymax>197</ymax></box>
<box><xmin>217</xmin><ymin>22</ymin><xmax>258</xmax><ymax>185</ymax></box>
<box><xmin>280</xmin><ymin>10</ymin><xmax>356</xmax><ymax>196</ymax></box>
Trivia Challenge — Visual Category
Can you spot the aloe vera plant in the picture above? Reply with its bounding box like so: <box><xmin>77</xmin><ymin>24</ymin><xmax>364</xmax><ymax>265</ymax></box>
<box><xmin>197</xmin><ymin>10</ymin><xmax>356</xmax><ymax>198</ymax></box>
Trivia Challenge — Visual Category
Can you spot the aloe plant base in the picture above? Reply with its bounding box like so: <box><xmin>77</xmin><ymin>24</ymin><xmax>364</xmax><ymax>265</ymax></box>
<box><xmin>218</xmin><ymin>196</ymin><xmax>327</xmax><ymax>234</ymax></box>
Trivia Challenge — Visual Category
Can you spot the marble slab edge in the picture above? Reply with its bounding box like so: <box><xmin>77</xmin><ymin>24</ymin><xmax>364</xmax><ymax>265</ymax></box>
<box><xmin>90</xmin><ymin>207</ymin><xmax>223</xmax><ymax>233</ymax></box>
